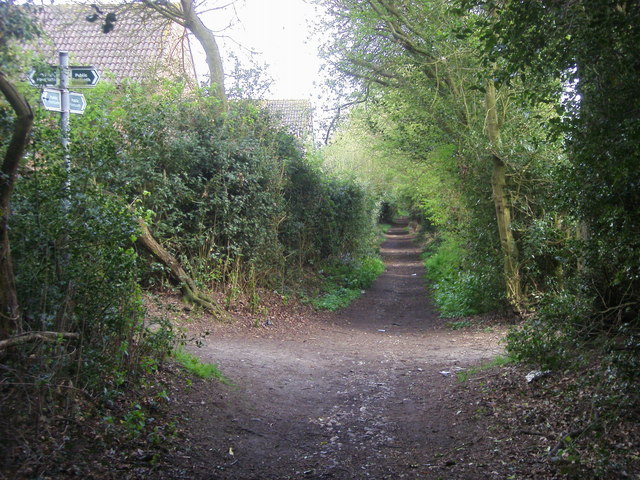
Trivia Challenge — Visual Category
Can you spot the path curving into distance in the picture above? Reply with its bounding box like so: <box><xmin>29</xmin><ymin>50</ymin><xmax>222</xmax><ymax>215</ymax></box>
<box><xmin>164</xmin><ymin>220</ymin><xmax>506</xmax><ymax>479</ymax></box>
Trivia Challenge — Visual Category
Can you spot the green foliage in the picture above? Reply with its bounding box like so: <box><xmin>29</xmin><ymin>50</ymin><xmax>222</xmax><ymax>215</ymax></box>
<box><xmin>121</xmin><ymin>404</ymin><xmax>148</xmax><ymax>438</ymax></box>
<box><xmin>0</xmin><ymin>0</ymin><xmax>41</xmax><ymax>60</ymax></box>
<box><xmin>423</xmin><ymin>236</ymin><xmax>504</xmax><ymax>318</ymax></box>
<box><xmin>321</xmin><ymin>256</ymin><xmax>385</xmax><ymax>290</ymax></box>
<box><xmin>74</xmin><ymin>84</ymin><xmax>285</xmax><ymax>275</ymax></box>
<box><xmin>6</xmin><ymin>130</ymin><xmax>176</xmax><ymax>391</ymax></box>
<box><xmin>461</xmin><ymin>0</ymin><xmax>640</xmax><ymax>389</ymax></box>
<box><xmin>281</xmin><ymin>152</ymin><xmax>381</xmax><ymax>268</ymax></box>
<box><xmin>311</xmin><ymin>287</ymin><xmax>361</xmax><ymax>311</ymax></box>
<box><xmin>309</xmin><ymin>255</ymin><xmax>385</xmax><ymax>310</ymax></box>
<box><xmin>447</xmin><ymin>319</ymin><xmax>472</xmax><ymax>330</ymax></box>
<box><xmin>64</xmin><ymin>82</ymin><xmax>380</xmax><ymax>294</ymax></box>
<box><xmin>173</xmin><ymin>347</ymin><xmax>228</xmax><ymax>382</ymax></box>
<box><xmin>378</xmin><ymin>223</ymin><xmax>392</xmax><ymax>234</ymax></box>
<box><xmin>505</xmin><ymin>292</ymin><xmax>591</xmax><ymax>369</ymax></box>
<box><xmin>456</xmin><ymin>355</ymin><xmax>513</xmax><ymax>382</ymax></box>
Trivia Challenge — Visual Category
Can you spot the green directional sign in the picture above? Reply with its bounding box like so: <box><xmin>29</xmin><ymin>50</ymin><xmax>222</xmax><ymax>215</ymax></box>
<box><xmin>28</xmin><ymin>67</ymin><xmax>59</xmax><ymax>87</ymax></box>
<box><xmin>70</xmin><ymin>67</ymin><xmax>100</xmax><ymax>87</ymax></box>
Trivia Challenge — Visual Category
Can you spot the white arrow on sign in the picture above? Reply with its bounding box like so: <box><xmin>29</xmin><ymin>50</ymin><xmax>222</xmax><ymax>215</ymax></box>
<box><xmin>29</xmin><ymin>67</ymin><xmax>59</xmax><ymax>87</ymax></box>
<box><xmin>69</xmin><ymin>92</ymin><xmax>86</xmax><ymax>114</ymax></box>
<box><xmin>70</xmin><ymin>67</ymin><xmax>100</xmax><ymax>87</ymax></box>
<box><xmin>41</xmin><ymin>88</ymin><xmax>86</xmax><ymax>115</ymax></box>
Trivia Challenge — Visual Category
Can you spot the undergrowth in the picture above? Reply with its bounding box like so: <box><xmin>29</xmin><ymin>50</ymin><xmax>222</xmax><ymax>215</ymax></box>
<box><xmin>447</xmin><ymin>319</ymin><xmax>473</xmax><ymax>330</ymax></box>
<box><xmin>308</xmin><ymin>255</ymin><xmax>385</xmax><ymax>311</ymax></box>
<box><xmin>421</xmin><ymin>234</ymin><xmax>504</xmax><ymax>318</ymax></box>
<box><xmin>470</xmin><ymin>359</ymin><xmax>640</xmax><ymax>477</ymax></box>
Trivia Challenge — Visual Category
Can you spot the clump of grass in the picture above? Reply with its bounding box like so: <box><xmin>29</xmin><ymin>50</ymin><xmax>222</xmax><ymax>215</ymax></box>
<box><xmin>311</xmin><ymin>287</ymin><xmax>361</xmax><ymax>311</ymax></box>
<box><xmin>447</xmin><ymin>319</ymin><xmax>472</xmax><ymax>330</ymax></box>
<box><xmin>456</xmin><ymin>355</ymin><xmax>514</xmax><ymax>382</ymax></box>
<box><xmin>173</xmin><ymin>347</ymin><xmax>230</xmax><ymax>383</ymax></box>
<box><xmin>309</xmin><ymin>255</ymin><xmax>385</xmax><ymax>311</ymax></box>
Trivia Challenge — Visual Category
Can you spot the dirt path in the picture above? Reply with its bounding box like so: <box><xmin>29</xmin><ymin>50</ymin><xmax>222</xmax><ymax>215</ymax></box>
<box><xmin>166</xmin><ymin>222</ymin><xmax>507</xmax><ymax>479</ymax></box>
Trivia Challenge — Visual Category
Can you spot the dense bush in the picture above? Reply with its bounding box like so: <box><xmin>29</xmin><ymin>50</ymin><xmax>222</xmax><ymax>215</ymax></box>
<box><xmin>462</xmin><ymin>0</ymin><xmax>640</xmax><ymax>393</ymax></box>
<box><xmin>423</xmin><ymin>235</ymin><xmax>504</xmax><ymax>317</ymax></box>
<box><xmin>5</xmin><ymin>114</ymin><xmax>174</xmax><ymax>395</ymax></box>
<box><xmin>281</xmin><ymin>149</ymin><xmax>380</xmax><ymax>265</ymax></box>
<box><xmin>69</xmin><ymin>85</ymin><xmax>286</xmax><ymax>286</ymax></box>
<box><xmin>64</xmin><ymin>83</ymin><xmax>380</xmax><ymax>291</ymax></box>
<box><xmin>1</xmin><ymin>73</ymin><xmax>381</xmax><ymax>414</ymax></box>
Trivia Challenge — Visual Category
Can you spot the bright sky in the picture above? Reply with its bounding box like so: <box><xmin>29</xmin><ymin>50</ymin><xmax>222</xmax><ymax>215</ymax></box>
<box><xmin>199</xmin><ymin>0</ymin><xmax>325</xmax><ymax>100</ymax></box>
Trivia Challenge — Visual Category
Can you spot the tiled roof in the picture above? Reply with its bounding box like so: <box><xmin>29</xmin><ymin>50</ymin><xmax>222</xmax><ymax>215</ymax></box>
<box><xmin>34</xmin><ymin>4</ymin><xmax>196</xmax><ymax>85</ymax></box>
<box><xmin>263</xmin><ymin>99</ymin><xmax>314</xmax><ymax>143</ymax></box>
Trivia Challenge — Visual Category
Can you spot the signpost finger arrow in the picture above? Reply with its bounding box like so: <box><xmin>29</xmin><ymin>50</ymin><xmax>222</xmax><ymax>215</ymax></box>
<box><xmin>29</xmin><ymin>66</ymin><xmax>100</xmax><ymax>88</ymax></box>
<box><xmin>68</xmin><ymin>91</ymin><xmax>87</xmax><ymax>114</ymax></box>
<box><xmin>41</xmin><ymin>88</ymin><xmax>87</xmax><ymax>115</ymax></box>
<box><xmin>29</xmin><ymin>66</ymin><xmax>59</xmax><ymax>87</ymax></box>
<box><xmin>41</xmin><ymin>88</ymin><xmax>62</xmax><ymax>112</ymax></box>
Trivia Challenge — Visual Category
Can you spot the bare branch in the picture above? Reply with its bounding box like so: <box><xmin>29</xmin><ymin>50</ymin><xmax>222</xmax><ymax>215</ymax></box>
<box><xmin>337</xmin><ymin>66</ymin><xmax>393</xmax><ymax>88</ymax></box>
<box><xmin>140</xmin><ymin>0</ymin><xmax>187</xmax><ymax>27</ymax></box>
<box><xmin>0</xmin><ymin>331</ymin><xmax>80</xmax><ymax>350</ymax></box>
<box><xmin>324</xmin><ymin>88</ymin><xmax>371</xmax><ymax>145</ymax></box>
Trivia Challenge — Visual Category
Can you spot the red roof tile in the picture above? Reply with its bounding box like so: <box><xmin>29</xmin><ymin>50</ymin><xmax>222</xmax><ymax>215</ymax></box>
<box><xmin>34</xmin><ymin>4</ymin><xmax>196</xmax><ymax>85</ymax></box>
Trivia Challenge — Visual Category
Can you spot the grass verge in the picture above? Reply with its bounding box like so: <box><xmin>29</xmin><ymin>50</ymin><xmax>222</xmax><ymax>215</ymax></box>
<box><xmin>173</xmin><ymin>347</ymin><xmax>230</xmax><ymax>383</ymax></box>
<box><xmin>456</xmin><ymin>355</ymin><xmax>514</xmax><ymax>382</ymax></box>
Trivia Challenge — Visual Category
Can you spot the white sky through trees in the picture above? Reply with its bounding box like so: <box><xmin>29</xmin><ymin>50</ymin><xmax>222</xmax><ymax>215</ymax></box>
<box><xmin>198</xmin><ymin>0</ymin><xmax>324</xmax><ymax>100</ymax></box>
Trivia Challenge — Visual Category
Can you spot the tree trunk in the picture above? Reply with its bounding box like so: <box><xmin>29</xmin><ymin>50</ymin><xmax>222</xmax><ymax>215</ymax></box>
<box><xmin>135</xmin><ymin>216</ymin><xmax>224</xmax><ymax>316</ymax></box>
<box><xmin>485</xmin><ymin>79</ymin><xmax>522</xmax><ymax>308</ymax></box>
<box><xmin>576</xmin><ymin>220</ymin><xmax>589</xmax><ymax>273</ymax></box>
<box><xmin>180</xmin><ymin>0</ymin><xmax>227</xmax><ymax>110</ymax></box>
<box><xmin>0</xmin><ymin>72</ymin><xmax>34</xmax><ymax>339</ymax></box>
<box><xmin>139</xmin><ymin>0</ymin><xmax>227</xmax><ymax>109</ymax></box>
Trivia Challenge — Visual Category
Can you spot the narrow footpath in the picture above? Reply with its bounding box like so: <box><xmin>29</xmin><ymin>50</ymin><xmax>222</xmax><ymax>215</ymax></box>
<box><xmin>163</xmin><ymin>221</ymin><xmax>506</xmax><ymax>479</ymax></box>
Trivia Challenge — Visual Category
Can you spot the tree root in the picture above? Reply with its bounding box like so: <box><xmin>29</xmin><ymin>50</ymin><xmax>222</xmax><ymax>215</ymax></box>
<box><xmin>181</xmin><ymin>283</ymin><xmax>224</xmax><ymax>315</ymax></box>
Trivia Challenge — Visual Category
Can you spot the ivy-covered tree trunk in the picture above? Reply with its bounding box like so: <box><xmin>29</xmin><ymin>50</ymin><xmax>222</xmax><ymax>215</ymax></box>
<box><xmin>485</xmin><ymin>79</ymin><xmax>521</xmax><ymax>308</ymax></box>
<box><xmin>0</xmin><ymin>72</ymin><xmax>34</xmax><ymax>339</ymax></box>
